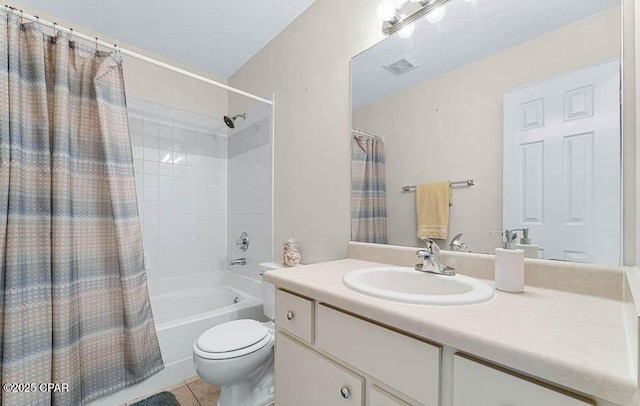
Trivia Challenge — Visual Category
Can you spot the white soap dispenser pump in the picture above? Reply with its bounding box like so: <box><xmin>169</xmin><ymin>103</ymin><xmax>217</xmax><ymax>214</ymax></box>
<box><xmin>491</xmin><ymin>229</ymin><xmax>525</xmax><ymax>293</ymax></box>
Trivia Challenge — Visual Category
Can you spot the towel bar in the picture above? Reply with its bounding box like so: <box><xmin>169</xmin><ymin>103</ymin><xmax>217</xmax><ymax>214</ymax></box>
<box><xmin>402</xmin><ymin>179</ymin><xmax>474</xmax><ymax>192</ymax></box>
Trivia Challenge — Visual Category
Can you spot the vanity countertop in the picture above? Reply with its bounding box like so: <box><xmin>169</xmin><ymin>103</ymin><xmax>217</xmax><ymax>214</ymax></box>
<box><xmin>265</xmin><ymin>258</ymin><xmax>636</xmax><ymax>405</ymax></box>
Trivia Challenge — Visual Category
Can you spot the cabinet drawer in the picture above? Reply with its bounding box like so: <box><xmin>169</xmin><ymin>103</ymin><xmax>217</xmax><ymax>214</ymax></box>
<box><xmin>276</xmin><ymin>332</ymin><xmax>364</xmax><ymax>406</ymax></box>
<box><xmin>316</xmin><ymin>305</ymin><xmax>440</xmax><ymax>406</ymax></box>
<box><xmin>370</xmin><ymin>386</ymin><xmax>411</xmax><ymax>406</ymax></box>
<box><xmin>275</xmin><ymin>289</ymin><xmax>314</xmax><ymax>343</ymax></box>
<box><xmin>453</xmin><ymin>354</ymin><xmax>593</xmax><ymax>406</ymax></box>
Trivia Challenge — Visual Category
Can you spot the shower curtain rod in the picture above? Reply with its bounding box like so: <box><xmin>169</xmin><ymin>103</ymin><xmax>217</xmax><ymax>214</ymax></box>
<box><xmin>352</xmin><ymin>128</ymin><xmax>383</xmax><ymax>141</ymax></box>
<box><xmin>3</xmin><ymin>5</ymin><xmax>273</xmax><ymax>106</ymax></box>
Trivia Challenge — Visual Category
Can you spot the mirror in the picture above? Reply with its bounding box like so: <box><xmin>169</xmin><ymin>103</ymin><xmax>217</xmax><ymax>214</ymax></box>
<box><xmin>351</xmin><ymin>0</ymin><xmax>622</xmax><ymax>265</ymax></box>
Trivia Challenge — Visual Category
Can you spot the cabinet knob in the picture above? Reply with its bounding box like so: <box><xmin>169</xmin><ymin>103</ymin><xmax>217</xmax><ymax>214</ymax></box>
<box><xmin>286</xmin><ymin>311</ymin><xmax>294</xmax><ymax>320</ymax></box>
<box><xmin>340</xmin><ymin>387</ymin><xmax>350</xmax><ymax>399</ymax></box>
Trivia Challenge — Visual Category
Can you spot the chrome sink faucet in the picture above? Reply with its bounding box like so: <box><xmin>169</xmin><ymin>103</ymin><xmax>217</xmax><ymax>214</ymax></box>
<box><xmin>415</xmin><ymin>238</ymin><xmax>455</xmax><ymax>276</ymax></box>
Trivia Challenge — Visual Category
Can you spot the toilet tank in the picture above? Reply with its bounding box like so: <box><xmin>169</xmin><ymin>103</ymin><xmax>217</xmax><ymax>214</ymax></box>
<box><xmin>260</xmin><ymin>262</ymin><xmax>282</xmax><ymax>320</ymax></box>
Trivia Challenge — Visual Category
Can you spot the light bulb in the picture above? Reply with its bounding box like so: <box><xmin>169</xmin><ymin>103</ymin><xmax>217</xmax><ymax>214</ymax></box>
<box><xmin>426</xmin><ymin>5</ymin><xmax>446</xmax><ymax>23</ymax></box>
<box><xmin>376</xmin><ymin>0</ymin><xmax>396</xmax><ymax>21</ymax></box>
<box><xmin>398</xmin><ymin>23</ymin><xmax>415</xmax><ymax>38</ymax></box>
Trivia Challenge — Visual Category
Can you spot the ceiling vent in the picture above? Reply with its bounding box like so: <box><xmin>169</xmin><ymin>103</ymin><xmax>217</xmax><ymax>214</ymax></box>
<box><xmin>383</xmin><ymin>58</ymin><xmax>418</xmax><ymax>76</ymax></box>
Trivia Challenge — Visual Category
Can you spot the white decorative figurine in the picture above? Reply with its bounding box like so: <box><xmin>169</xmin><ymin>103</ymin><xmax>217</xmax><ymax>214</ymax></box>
<box><xmin>283</xmin><ymin>237</ymin><xmax>301</xmax><ymax>267</ymax></box>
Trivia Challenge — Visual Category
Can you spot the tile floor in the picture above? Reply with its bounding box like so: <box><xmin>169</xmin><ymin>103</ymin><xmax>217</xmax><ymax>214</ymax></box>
<box><xmin>126</xmin><ymin>376</ymin><xmax>220</xmax><ymax>406</ymax></box>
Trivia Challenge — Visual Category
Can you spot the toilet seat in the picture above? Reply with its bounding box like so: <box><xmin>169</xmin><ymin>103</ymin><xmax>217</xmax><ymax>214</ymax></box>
<box><xmin>194</xmin><ymin>319</ymin><xmax>273</xmax><ymax>360</ymax></box>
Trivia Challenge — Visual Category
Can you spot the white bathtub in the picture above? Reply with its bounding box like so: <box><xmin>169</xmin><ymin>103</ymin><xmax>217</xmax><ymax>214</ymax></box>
<box><xmin>89</xmin><ymin>271</ymin><xmax>264</xmax><ymax>406</ymax></box>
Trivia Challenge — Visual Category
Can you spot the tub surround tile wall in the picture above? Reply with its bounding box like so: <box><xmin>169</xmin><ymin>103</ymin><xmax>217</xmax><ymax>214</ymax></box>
<box><xmin>128</xmin><ymin>98</ymin><xmax>228</xmax><ymax>281</ymax></box>
<box><xmin>227</xmin><ymin>117</ymin><xmax>271</xmax><ymax>158</ymax></box>
<box><xmin>226</xmin><ymin>103</ymin><xmax>273</xmax><ymax>280</ymax></box>
<box><xmin>347</xmin><ymin>242</ymin><xmax>624</xmax><ymax>300</ymax></box>
<box><xmin>265</xmin><ymin>256</ymin><xmax>636</xmax><ymax>405</ymax></box>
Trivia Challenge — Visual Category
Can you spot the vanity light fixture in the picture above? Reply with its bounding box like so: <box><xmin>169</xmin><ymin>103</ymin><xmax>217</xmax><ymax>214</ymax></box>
<box><xmin>376</xmin><ymin>0</ymin><xmax>397</xmax><ymax>22</ymax></box>
<box><xmin>425</xmin><ymin>5</ymin><xmax>446</xmax><ymax>23</ymax></box>
<box><xmin>398</xmin><ymin>23</ymin><xmax>415</xmax><ymax>38</ymax></box>
<box><xmin>379</xmin><ymin>0</ymin><xmax>453</xmax><ymax>36</ymax></box>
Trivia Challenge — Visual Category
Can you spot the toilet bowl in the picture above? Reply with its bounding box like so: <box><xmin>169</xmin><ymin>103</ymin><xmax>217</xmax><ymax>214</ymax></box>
<box><xmin>193</xmin><ymin>319</ymin><xmax>275</xmax><ymax>406</ymax></box>
<box><xmin>193</xmin><ymin>263</ymin><xmax>281</xmax><ymax>406</ymax></box>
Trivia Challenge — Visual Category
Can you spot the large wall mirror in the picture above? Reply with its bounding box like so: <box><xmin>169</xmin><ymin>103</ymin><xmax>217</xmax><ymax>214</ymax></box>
<box><xmin>351</xmin><ymin>0</ymin><xmax>622</xmax><ymax>266</ymax></box>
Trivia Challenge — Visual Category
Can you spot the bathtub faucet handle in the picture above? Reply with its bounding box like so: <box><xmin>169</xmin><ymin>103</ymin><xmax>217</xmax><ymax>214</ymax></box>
<box><xmin>235</xmin><ymin>232</ymin><xmax>249</xmax><ymax>251</ymax></box>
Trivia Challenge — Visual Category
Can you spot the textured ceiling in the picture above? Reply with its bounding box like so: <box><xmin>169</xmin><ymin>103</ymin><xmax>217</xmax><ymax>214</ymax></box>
<box><xmin>352</xmin><ymin>0</ymin><xmax>620</xmax><ymax>109</ymax></box>
<box><xmin>16</xmin><ymin>0</ymin><xmax>316</xmax><ymax>78</ymax></box>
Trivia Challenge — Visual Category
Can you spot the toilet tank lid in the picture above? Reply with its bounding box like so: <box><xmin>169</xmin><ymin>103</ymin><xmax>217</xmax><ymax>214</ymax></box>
<box><xmin>196</xmin><ymin>320</ymin><xmax>268</xmax><ymax>353</ymax></box>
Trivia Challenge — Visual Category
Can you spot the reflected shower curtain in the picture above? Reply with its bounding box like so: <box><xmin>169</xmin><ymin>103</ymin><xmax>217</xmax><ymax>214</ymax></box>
<box><xmin>351</xmin><ymin>133</ymin><xmax>387</xmax><ymax>244</ymax></box>
<box><xmin>0</xmin><ymin>12</ymin><xmax>163</xmax><ymax>405</ymax></box>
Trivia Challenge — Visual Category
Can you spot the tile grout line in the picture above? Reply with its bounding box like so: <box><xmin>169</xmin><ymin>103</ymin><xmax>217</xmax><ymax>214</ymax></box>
<box><xmin>184</xmin><ymin>380</ymin><xmax>202</xmax><ymax>406</ymax></box>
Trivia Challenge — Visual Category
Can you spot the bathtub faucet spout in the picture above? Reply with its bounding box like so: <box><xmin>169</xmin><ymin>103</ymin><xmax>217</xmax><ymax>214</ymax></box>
<box><xmin>230</xmin><ymin>258</ymin><xmax>246</xmax><ymax>266</ymax></box>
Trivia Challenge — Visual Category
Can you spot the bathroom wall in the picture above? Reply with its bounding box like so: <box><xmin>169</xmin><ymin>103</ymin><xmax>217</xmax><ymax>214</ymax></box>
<box><xmin>228</xmin><ymin>0</ymin><xmax>383</xmax><ymax>264</ymax></box>
<box><xmin>128</xmin><ymin>99</ymin><xmax>229</xmax><ymax>281</ymax></box>
<box><xmin>352</xmin><ymin>7</ymin><xmax>621</xmax><ymax>253</ymax></box>
<box><xmin>226</xmin><ymin>103</ymin><xmax>274</xmax><ymax>279</ymax></box>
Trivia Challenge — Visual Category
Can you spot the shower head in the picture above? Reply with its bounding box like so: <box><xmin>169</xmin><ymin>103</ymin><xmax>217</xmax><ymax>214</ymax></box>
<box><xmin>223</xmin><ymin>113</ymin><xmax>247</xmax><ymax>129</ymax></box>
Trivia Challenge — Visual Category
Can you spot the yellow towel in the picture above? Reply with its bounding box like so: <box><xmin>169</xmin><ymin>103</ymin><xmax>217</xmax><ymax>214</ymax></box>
<box><xmin>416</xmin><ymin>181</ymin><xmax>450</xmax><ymax>240</ymax></box>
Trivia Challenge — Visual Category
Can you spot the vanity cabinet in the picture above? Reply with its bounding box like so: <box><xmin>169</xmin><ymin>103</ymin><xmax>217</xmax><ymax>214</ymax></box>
<box><xmin>316</xmin><ymin>304</ymin><xmax>440</xmax><ymax>406</ymax></box>
<box><xmin>275</xmin><ymin>289</ymin><xmax>314</xmax><ymax>343</ymax></box>
<box><xmin>275</xmin><ymin>331</ymin><xmax>364</xmax><ymax>405</ymax></box>
<box><xmin>370</xmin><ymin>386</ymin><xmax>412</xmax><ymax>406</ymax></box>
<box><xmin>452</xmin><ymin>355</ymin><xmax>594</xmax><ymax>406</ymax></box>
<box><xmin>274</xmin><ymin>289</ymin><xmax>597</xmax><ymax>406</ymax></box>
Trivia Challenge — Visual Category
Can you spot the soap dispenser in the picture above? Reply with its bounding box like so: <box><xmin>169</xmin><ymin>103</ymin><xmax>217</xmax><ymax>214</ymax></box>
<box><xmin>515</xmin><ymin>228</ymin><xmax>539</xmax><ymax>259</ymax></box>
<box><xmin>491</xmin><ymin>229</ymin><xmax>524</xmax><ymax>293</ymax></box>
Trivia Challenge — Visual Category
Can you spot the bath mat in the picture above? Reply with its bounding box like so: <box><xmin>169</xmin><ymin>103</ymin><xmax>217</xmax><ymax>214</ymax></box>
<box><xmin>130</xmin><ymin>391</ymin><xmax>180</xmax><ymax>406</ymax></box>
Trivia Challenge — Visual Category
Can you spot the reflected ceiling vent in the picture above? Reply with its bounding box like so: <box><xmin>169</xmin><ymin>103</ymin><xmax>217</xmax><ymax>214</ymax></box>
<box><xmin>383</xmin><ymin>58</ymin><xmax>417</xmax><ymax>76</ymax></box>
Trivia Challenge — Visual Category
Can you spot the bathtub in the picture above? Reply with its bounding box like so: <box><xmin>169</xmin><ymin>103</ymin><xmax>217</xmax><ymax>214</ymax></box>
<box><xmin>89</xmin><ymin>271</ymin><xmax>264</xmax><ymax>406</ymax></box>
<box><xmin>151</xmin><ymin>272</ymin><xmax>264</xmax><ymax>367</ymax></box>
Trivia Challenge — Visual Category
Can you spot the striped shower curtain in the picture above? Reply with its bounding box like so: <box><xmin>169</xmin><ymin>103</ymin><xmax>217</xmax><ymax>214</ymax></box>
<box><xmin>0</xmin><ymin>12</ymin><xmax>163</xmax><ymax>405</ymax></box>
<box><xmin>351</xmin><ymin>133</ymin><xmax>387</xmax><ymax>244</ymax></box>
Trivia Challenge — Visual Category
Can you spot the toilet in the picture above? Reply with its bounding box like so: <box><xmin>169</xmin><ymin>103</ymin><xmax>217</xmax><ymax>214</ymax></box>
<box><xmin>193</xmin><ymin>263</ymin><xmax>279</xmax><ymax>406</ymax></box>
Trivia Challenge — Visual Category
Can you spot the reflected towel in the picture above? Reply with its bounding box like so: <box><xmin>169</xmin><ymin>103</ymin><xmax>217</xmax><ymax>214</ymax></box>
<box><xmin>416</xmin><ymin>181</ymin><xmax>450</xmax><ymax>240</ymax></box>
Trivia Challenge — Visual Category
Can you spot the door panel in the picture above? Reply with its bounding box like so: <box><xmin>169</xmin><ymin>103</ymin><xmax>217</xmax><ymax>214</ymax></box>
<box><xmin>503</xmin><ymin>59</ymin><xmax>620</xmax><ymax>265</ymax></box>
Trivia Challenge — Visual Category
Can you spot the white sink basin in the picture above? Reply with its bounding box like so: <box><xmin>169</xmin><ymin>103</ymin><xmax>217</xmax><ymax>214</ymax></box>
<box><xmin>343</xmin><ymin>266</ymin><xmax>495</xmax><ymax>306</ymax></box>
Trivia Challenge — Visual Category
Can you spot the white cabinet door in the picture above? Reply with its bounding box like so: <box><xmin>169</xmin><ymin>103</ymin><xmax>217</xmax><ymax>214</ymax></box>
<box><xmin>453</xmin><ymin>355</ymin><xmax>593</xmax><ymax>406</ymax></box>
<box><xmin>275</xmin><ymin>331</ymin><xmax>364</xmax><ymax>406</ymax></box>
<box><xmin>503</xmin><ymin>59</ymin><xmax>620</xmax><ymax>265</ymax></box>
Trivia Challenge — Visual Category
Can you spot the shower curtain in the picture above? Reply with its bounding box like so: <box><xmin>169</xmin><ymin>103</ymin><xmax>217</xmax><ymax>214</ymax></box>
<box><xmin>351</xmin><ymin>133</ymin><xmax>387</xmax><ymax>244</ymax></box>
<box><xmin>0</xmin><ymin>12</ymin><xmax>163</xmax><ymax>405</ymax></box>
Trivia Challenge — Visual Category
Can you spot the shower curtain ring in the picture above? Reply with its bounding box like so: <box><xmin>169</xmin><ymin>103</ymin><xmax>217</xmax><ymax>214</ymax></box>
<box><xmin>53</xmin><ymin>22</ymin><xmax>57</xmax><ymax>36</ymax></box>
<box><xmin>19</xmin><ymin>9</ymin><xmax>23</xmax><ymax>24</ymax></box>
<box><xmin>95</xmin><ymin>37</ymin><xmax>99</xmax><ymax>52</ymax></box>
